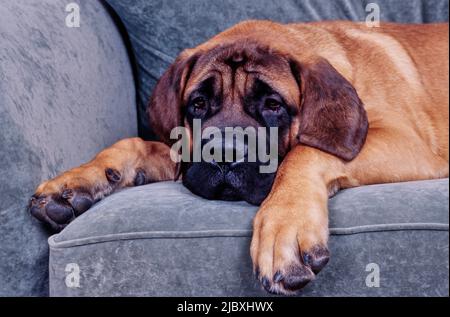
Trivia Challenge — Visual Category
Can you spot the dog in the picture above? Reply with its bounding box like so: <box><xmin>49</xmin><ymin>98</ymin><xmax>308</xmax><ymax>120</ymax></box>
<box><xmin>29</xmin><ymin>20</ymin><xmax>449</xmax><ymax>295</ymax></box>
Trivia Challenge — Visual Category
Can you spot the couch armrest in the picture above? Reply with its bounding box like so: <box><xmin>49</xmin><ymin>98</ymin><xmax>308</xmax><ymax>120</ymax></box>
<box><xmin>0</xmin><ymin>0</ymin><xmax>136</xmax><ymax>296</ymax></box>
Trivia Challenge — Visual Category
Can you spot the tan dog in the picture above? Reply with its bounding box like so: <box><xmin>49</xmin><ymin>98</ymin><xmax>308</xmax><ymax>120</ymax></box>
<box><xmin>30</xmin><ymin>21</ymin><xmax>449</xmax><ymax>295</ymax></box>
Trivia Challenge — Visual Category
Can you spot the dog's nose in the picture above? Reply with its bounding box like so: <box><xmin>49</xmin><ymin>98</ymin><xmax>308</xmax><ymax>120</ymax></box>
<box><xmin>210</xmin><ymin>160</ymin><xmax>231</xmax><ymax>173</ymax></box>
<box><xmin>208</xmin><ymin>159</ymin><xmax>244</xmax><ymax>174</ymax></box>
<box><xmin>202</xmin><ymin>130</ymin><xmax>248</xmax><ymax>169</ymax></box>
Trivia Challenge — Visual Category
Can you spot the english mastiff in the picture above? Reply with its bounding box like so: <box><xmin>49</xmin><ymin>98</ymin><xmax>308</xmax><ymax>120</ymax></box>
<box><xmin>30</xmin><ymin>21</ymin><xmax>449</xmax><ymax>295</ymax></box>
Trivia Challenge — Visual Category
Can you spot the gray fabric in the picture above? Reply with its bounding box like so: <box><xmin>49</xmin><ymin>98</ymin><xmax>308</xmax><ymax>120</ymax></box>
<box><xmin>105</xmin><ymin>0</ymin><xmax>450</xmax><ymax>138</ymax></box>
<box><xmin>49</xmin><ymin>179</ymin><xmax>449</xmax><ymax>296</ymax></box>
<box><xmin>0</xmin><ymin>0</ymin><xmax>137</xmax><ymax>296</ymax></box>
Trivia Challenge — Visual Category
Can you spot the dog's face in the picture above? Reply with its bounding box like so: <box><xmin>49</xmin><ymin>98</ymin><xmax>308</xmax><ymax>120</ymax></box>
<box><xmin>179</xmin><ymin>43</ymin><xmax>299</xmax><ymax>205</ymax></box>
<box><xmin>149</xmin><ymin>37</ymin><xmax>368</xmax><ymax>205</ymax></box>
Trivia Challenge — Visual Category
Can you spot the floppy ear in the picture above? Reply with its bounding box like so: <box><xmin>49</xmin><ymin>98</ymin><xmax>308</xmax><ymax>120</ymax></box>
<box><xmin>290</xmin><ymin>58</ymin><xmax>369</xmax><ymax>161</ymax></box>
<box><xmin>148</xmin><ymin>51</ymin><xmax>199</xmax><ymax>144</ymax></box>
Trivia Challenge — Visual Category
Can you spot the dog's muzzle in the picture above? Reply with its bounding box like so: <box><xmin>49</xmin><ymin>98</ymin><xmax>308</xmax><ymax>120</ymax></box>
<box><xmin>182</xmin><ymin>130</ymin><xmax>277</xmax><ymax>205</ymax></box>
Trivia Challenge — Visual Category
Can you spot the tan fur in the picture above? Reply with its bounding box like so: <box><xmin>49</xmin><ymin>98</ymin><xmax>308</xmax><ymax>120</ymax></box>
<box><xmin>34</xmin><ymin>138</ymin><xmax>176</xmax><ymax>202</ymax></box>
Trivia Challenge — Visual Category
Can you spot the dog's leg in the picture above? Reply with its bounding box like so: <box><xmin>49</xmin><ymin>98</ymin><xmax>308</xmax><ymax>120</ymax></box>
<box><xmin>251</xmin><ymin>127</ymin><xmax>448</xmax><ymax>295</ymax></box>
<box><xmin>29</xmin><ymin>138</ymin><xmax>177</xmax><ymax>232</ymax></box>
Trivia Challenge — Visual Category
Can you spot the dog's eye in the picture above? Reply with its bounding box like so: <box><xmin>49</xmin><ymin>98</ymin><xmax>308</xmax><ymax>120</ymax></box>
<box><xmin>192</xmin><ymin>97</ymin><xmax>206</xmax><ymax>110</ymax></box>
<box><xmin>188</xmin><ymin>96</ymin><xmax>208</xmax><ymax>118</ymax></box>
<box><xmin>265</xmin><ymin>98</ymin><xmax>281</xmax><ymax>112</ymax></box>
<box><xmin>191</xmin><ymin>97</ymin><xmax>207</xmax><ymax>115</ymax></box>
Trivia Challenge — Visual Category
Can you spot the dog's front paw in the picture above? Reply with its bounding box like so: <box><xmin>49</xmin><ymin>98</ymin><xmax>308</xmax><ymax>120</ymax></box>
<box><xmin>29</xmin><ymin>167</ymin><xmax>120</xmax><ymax>232</ymax></box>
<box><xmin>250</xmin><ymin>202</ymin><xmax>329</xmax><ymax>295</ymax></box>
<box><xmin>30</xmin><ymin>187</ymin><xmax>94</xmax><ymax>232</ymax></box>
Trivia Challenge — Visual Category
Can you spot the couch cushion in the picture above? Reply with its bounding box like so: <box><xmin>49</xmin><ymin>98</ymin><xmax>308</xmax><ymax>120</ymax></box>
<box><xmin>49</xmin><ymin>179</ymin><xmax>449</xmax><ymax>296</ymax></box>
<box><xmin>104</xmin><ymin>0</ymin><xmax>449</xmax><ymax>138</ymax></box>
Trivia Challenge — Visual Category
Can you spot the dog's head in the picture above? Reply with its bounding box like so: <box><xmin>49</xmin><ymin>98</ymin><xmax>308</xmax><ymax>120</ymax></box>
<box><xmin>148</xmin><ymin>21</ymin><xmax>368</xmax><ymax>205</ymax></box>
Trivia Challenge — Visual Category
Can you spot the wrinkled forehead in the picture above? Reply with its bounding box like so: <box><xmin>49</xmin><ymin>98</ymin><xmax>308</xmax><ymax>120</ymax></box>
<box><xmin>184</xmin><ymin>42</ymin><xmax>300</xmax><ymax>106</ymax></box>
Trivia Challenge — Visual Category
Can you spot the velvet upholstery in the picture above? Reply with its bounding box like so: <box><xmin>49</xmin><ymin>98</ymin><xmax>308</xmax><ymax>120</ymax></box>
<box><xmin>49</xmin><ymin>180</ymin><xmax>449</xmax><ymax>296</ymax></box>
<box><xmin>0</xmin><ymin>0</ymin><xmax>136</xmax><ymax>296</ymax></box>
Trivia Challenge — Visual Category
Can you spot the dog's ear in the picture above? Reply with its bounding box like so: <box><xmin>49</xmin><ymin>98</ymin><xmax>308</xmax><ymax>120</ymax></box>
<box><xmin>148</xmin><ymin>51</ymin><xmax>199</xmax><ymax>144</ymax></box>
<box><xmin>290</xmin><ymin>58</ymin><xmax>369</xmax><ymax>161</ymax></box>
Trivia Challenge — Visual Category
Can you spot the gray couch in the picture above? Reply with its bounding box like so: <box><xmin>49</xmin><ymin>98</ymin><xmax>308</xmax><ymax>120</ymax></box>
<box><xmin>0</xmin><ymin>0</ymin><xmax>448</xmax><ymax>297</ymax></box>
